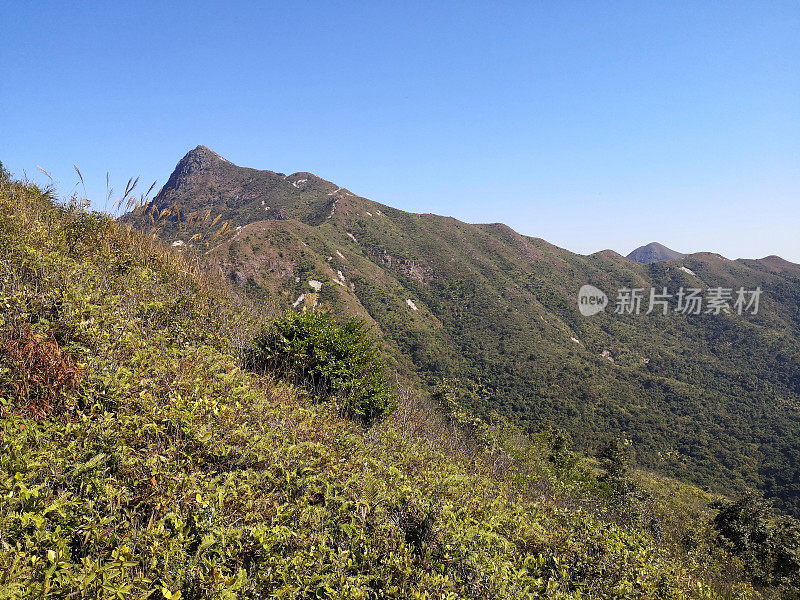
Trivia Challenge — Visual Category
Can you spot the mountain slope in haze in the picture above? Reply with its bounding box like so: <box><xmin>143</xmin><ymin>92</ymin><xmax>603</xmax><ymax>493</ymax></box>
<box><xmin>125</xmin><ymin>147</ymin><xmax>800</xmax><ymax>517</ymax></box>
<box><xmin>627</xmin><ymin>242</ymin><xmax>687</xmax><ymax>263</ymax></box>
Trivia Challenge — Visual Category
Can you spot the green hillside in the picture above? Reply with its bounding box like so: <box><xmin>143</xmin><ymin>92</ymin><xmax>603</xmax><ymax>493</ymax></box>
<box><xmin>4</xmin><ymin>165</ymin><xmax>786</xmax><ymax>597</ymax></box>
<box><xmin>125</xmin><ymin>147</ymin><xmax>800</xmax><ymax>518</ymax></box>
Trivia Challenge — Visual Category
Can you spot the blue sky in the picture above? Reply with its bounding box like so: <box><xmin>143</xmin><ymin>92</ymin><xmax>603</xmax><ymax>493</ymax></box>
<box><xmin>2</xmin><ymin>1</ymin><xmax>798</xmax><ymax>261</ymax></box>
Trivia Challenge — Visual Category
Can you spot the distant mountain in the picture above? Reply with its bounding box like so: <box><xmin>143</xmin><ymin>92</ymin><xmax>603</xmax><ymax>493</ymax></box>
<box><xmin>125</xmin><ymin>146</ymin><xmax>800</xmax><ymax>516</ymax></box>
<box><xmin>627</xmin><ymin>242</ymin><xmax>687</xmax><ymax>263</ymax></box>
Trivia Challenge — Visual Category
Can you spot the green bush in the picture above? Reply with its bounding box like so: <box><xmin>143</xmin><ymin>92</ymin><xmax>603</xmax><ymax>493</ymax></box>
<box><xmin>713</xmin><ymin>490</ymin><xmax>800</xmax><ymax>595</ymax></box>
<box><xmin>246</xmin><ymin>310</ymin><xmax>396</xmax><ymax>425</ymax></box>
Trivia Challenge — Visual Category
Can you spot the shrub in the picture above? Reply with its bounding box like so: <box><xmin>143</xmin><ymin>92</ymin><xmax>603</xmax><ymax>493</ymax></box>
<box><xmin>597</xmin><ymin>437</ymin><xmax>631</xmax><ymax>482</ymax></box>
<box><xmin>246</xmin><ymin>310</ymin><xmax>396</xmax><ymax>425</ymax></box>
<box><xmin>713</xmin><ymin>490</ymin><xmax>800</xmax><ymax>594</ymax></box>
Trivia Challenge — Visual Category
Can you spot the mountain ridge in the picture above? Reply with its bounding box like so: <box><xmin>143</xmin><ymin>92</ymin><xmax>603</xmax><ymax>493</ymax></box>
<box><xmin>153</xmin><ymin>147</ymin><xmax>798</xmax><ymax>266</ymax></box>
<box><xmin>125</xmin><ymin>147</ymin><xmax>800</xmax><ymax>517</ymax></box>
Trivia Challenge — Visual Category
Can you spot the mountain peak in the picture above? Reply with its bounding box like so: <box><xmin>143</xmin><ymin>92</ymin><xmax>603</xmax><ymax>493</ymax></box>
<box><xmin>153</xmin><ymin>146</ymin><xmax>233</xmax><ymax>203</ymax></box>
<box><xmin>141</xmin><ymin>146</ymin><xmax>337</xmax><ymax>224</ymax></box>
<box><xmin>627</xmin><ymin>242</ymin><xmax>686</xmax><ymax>264</ymax></box>
<box><xmin>181</xmin><ymin>145</ymin><xmax>229</xmax><ymax>167</ymax></box>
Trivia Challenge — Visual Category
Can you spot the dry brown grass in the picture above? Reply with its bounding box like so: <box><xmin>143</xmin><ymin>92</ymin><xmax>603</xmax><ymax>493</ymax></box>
<box><xmin>1</xmin><ymin>323</ymin><xmax>83</xmax><ymax>420</ymax></box>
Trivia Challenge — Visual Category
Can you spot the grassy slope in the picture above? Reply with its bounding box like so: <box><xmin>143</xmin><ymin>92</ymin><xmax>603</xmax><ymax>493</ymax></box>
<box><xmin>0</xmin><ymin>179</ymin><xmax>757</xmax><ymax>598</ymax></box>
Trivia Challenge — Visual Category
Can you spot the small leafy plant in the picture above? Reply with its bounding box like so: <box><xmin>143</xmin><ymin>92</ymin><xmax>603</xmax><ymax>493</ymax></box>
<box><xmin>246</xmin><ymin>310</ymin><xmax>396</xmax><ymax>425</ymax></box>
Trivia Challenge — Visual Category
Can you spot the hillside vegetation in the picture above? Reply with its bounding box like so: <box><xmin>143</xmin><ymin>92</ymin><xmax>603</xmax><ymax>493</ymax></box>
<box><xmin>125</xmin><ymin>147</ymin><xmax>800</xmax><ymax>518</ymax></box>
<box><xmin>1</xmin><ymin>167</ymin><xmax>783</xmax><ymax>597</ymax></box>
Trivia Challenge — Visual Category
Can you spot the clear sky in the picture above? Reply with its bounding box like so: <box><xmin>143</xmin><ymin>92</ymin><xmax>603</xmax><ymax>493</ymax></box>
<box><xmin>2</xmin><ymin>1</ymin><xmax>798</xmax><ymax>261</ymax></box>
